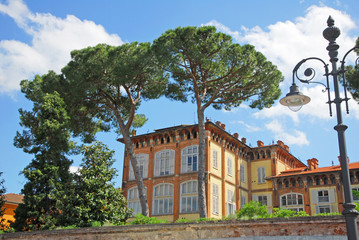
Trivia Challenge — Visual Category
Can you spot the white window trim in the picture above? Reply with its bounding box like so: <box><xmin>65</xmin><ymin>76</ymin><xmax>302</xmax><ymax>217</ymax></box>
<box><xmin>180</xmin><ymin>180</ymin><xmax>199</xmax><ymax>213</ymax></box>
<box><xmin>280</xmin><ymin>193</ymin><xmax>304</xmax><ymax>207</ymax></box>
<box><xmin>227</xmin><ymin>157</ymin><xmax>233</xmax><ymax>176</ymax></box>
<box><xmin>152</xmin><ymin>183</ymin><xmax>174</xmax><ymax>215</ymax></box>
<box><xmin>240</xmin><ymin>165</ymin><xmax>245</xmax><ymax>183</ymax></box>
<box><xmin>212</xmin><ymin>184</ymin><xmax>219</xmax><ymax>215</ymax></box>
<box><xmin>127</xmin><ymin>187</ymin><xmax>147</xmax><ymax>216</ymax></box>
<box><xmin>129</xmin><ymin>154</ymin><xmax>149</xmax><ymax>181</ymax></box>
<box><xmin>181</xmin><ymin>145</ymin><xmax>199</xmax><ymax>174</ymax></box>
<box><xmin>213</xmin><ymin>150</ymin><xmax>218</xmax><ymax>169</ymax></box>
<box><xmin>257</xmin><ymin>167</ymin><xmax>266</xmax><ymax>184</ymax></box>
<box><xmin>154</xmin><ymin>150</ymin><xmax>175</xmax><ymax>177</ymax></box>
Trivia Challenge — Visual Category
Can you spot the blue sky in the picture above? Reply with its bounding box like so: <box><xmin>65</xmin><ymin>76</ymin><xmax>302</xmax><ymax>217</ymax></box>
<box><xmin>1</xmin><ymin>0</ymin><xmax>358</xmax><ymax>194</ymax></box>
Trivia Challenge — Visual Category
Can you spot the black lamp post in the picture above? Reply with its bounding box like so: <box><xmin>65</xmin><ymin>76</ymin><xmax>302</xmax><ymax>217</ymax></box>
<box><xmin>280</xmin><ymin>16</ymin><xmax>359</xmax><ymax>239</ymax></box>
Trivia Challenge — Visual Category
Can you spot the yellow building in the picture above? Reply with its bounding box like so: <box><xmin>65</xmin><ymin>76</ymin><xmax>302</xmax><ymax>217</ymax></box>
<box><xmin>121</xmin><ymin>120</ymin><xmax>306</xmax><ymax>220</ymax></box>
<box><xmin>0</xmin><ymin>193</ymin><xmax>23</xmax><ymax>230</ymax></box>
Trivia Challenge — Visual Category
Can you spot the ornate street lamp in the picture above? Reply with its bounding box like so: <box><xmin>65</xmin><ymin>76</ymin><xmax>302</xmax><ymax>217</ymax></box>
<box><xmin>280</xmin><ymin>16</ymin><xmax>359</xmax><ymax>239</ymax></box>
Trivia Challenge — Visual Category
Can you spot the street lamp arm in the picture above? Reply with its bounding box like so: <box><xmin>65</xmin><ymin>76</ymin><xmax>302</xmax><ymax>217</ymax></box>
<box><xmin>293</xmin><ymin>57</ymin><xmax>333</xmax><ymax>115</ymax></box>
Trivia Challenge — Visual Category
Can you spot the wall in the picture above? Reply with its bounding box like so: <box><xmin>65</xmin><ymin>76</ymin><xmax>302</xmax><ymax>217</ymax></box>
<box><xmin>0</xmin><ymin>216</ymin><xmax>352</xmax><ymax>240</ymax></box>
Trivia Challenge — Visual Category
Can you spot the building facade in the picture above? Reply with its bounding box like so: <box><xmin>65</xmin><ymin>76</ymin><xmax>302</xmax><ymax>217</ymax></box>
<box><xmin>0</xmin><ymin>193</ymin><xmax>23</xmax><ymax>230</ymax></box>
<box><xmin>120</xmin><ymin>120</ymin><xmax>358</xmax><ymax>221</ymax></box>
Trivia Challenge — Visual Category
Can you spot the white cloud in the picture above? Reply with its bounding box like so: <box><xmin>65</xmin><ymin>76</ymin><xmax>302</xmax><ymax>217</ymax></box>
<box><xmin>0</xmin><ymin>0</ymin><xmax>123</xmax><ymax>94</ymax></box>
<box><xmin>205</xmin><ymin>5</ymin><xmax>357</xmax><ymax>82</ymax></box>
<box><xmin>231</xmin><ymin>120</ymin><xmax>261</xmax><ymax>133</ymax></box>
<box><xmin>69</xmin><ymin>166</ymin><xmax>81</xmax><ymax>174</ymax></box>
<box><xmin>265</xmin><ymin>120</ymin><xmax>310</xmax><ymax>146</ymax></box>
<box><xmin>206</xmin><ymin>5</ymin><xmax>359</xmax><ymax>123</ymax></box>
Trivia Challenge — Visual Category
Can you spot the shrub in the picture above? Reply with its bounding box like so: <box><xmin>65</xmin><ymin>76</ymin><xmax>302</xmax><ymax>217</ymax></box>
<box><xmin>315</xmin><ymin>212</ymin><xmax>341</xmax><ymax>216</ymax></box>
<box><xmin>272</xmin><ymin>208</ymin><xmax>309</xmax><ymax>218</ymax></box>
<box><xmin>236</xmin><ymin>201</ymin><xmax>270</xmax><ymax>220</ymax></box>
<box><xmin>175</xmin><ymin>218</ymin><xmax>193</xmax><ymax>223</ymax></box>
<box><xmin>130</xmin><ymin>214</ymin><xmax>169</xmax><ymax>225</ymax></box>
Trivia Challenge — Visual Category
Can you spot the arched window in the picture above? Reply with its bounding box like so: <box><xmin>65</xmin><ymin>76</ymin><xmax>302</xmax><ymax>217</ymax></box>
<box><xmin>315</xmin><ymin>177</ymin><xmax>321</xmax><ymax>186</ymax></box>
<box><xmin>307</xmin><ymin>177</ymin><xmax>313</xmax><ymax>186</ymax></box>
<box><xmin>127</xmin><ymin>187</ymin><xmax>147</xmax><ymax>216</ymax></box>
<box><xmin>280</xmin><ymin>193</ymin><xmax>304</xmax><ymax>211</ymax></box>
<box><xmin>278</xmin><ymin>181</ymin><xmax>282</xmax><ymax>189</ymax></box>
<box><xmin>291</xmin><ymin>179</ymin><xmax>296</xmax><ymax>187</ymax></box>
<box><xmin>180</xmin><ymin>180</ymin><xmax>198</xmax><ymax>213</ymax></box>
<box><xmin>153</xmin><ymin>184</ymin><xmax>174</xmax><ymax>215</ymax></box>
<box><xmin>129</xmin><ymin>154</ymin><xmax>149</xmax><ymax>181</ymax></box>
<box><xmin>330</xmin><ymin>175</ymin><xmax>336</xmax><ymax>184</ymax></box>
<box><xmin>181</xmin><ymin>145</ymin><xmax>198</xmax><ymax>173</ymax></box>
<box><xmin>323</xmin><ymin>176</ymin><xmax>328</xmax><ymax>185</ymax></box>
<box><xmin>154</xmin><ymin>150</ymin><xmax>175</xmax><ymax>176</ymax></box>
<box><xmin>284</xmin><ymin>179</ymin><xmax>289</xmax><ymax>188</ymax></box>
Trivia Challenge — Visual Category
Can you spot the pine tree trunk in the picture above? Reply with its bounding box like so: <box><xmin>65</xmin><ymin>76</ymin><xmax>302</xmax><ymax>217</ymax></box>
<box><xmin>197</xmin><ymin>107</ymin><xmax>208</xmax><ymax>218</ymax></box>
<box><xmin>115</xmin><ymin>110</ymin><xmax>149</xmax><ymax>216</ymax></box>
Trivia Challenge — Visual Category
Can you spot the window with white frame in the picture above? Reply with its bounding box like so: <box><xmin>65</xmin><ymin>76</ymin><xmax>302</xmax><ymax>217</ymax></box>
<box><xmin>127</xmin><ymin>187</ymin><xmax>147</xmax><ymax>216</ymax></box>
<box><xmin>240</xmin><ymin>165</ymin><xmax>245</xmax><ymax>183</ymax></box>
<box><xmin>152</xmin><ymin>184</ymin><xmax>174</xmax><ymax>215</ymax></box>
<box><xmin>227</xmin><ymin>157</ymin><xmax>233</xmax><ymax>176</ymax></box>
<box><xmin>227</xmin><ymin>190</ymin><xmax>235</xmax><ymax>216</ymax></box>
<box><xmin>317</xmin><ymin>205</ymin><xmax>331</xmax><ymax>214</ymax></box>
<box><xmin>213</xmin><ymin>150</ymin><xmax>218</xmax><ymax>169</ymax></box>
<box><xmin>181</xmin><ymin>145</ymin><xmax>198</xmax><ymax>173</ymax></box>
<box><xmin>318</xmin><ymin>190</ymin><xmax>329</xmax><ymax>203</ymax></box>
<box><xmin>154</xmin><ymin>150</ymin><xmax>175</xmax><ymax>177</ymax></box>
<box><xmin>180</xmin><ymin>180</ymin><xmax>198</xmax><ymax>213</ymax></box>
<box><xmin>258</xmin><ymin>195</ymin><xmax>268</xmax><ymax>206</ymax></box>
<box><xmin>288</xmin><ymin>207</ymin><xmax>304</xmax><ymax>212</ymax></box>
<box><xmin>353</xmin><ymin>187</ymin><xmax>359</xmax><ymax>201</ymax></box>
<box><xmin>257</xmin><ymin>167</ymin><xmax>266</xmax><ymax>184</ymax></box>
<box><xmin>241</xmin><ymin>196</ymin><xmax>246</xmax><ymax>208</ymax></box>
<box><xmin>212</xmin><ymin>183</ymin><xmax>219</xmax><ymax>215</ymax></box>
<box><xmin>281</xmin><ymin>193</ymin><xmax>303</xmax><ymax>206</ymax></box>
<box><xmin>129</xmin><ymin>154</ymin><xmax>149</xmax><ymax>181</ymax></box>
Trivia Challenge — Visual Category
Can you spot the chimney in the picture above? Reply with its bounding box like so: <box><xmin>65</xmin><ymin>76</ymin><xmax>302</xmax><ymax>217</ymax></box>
<box><xmin>277</xmin><ymin>140</ymin><xmax>284</xmax><ymax>148</ymax></box>
<box><xmin>338</xmin><ymin>156</ymin><xmax>349</xmax><ymax>164</ymax></box>
<box><xmin>221</xmin><ymin>123</ymin><xmax>226</xmax><ymax>130</ymax></box>
<box><xmin>132</xmin><ymin>130</ymin><xmax>137</xmax><ymax>136</ymax></box>
<box><xmin>307</xmin><ymin>158</ymin><xmax>319</xmax><ymax>170</ymax></box>
<box><xmin>284</xmin><ymin>145</ymin><xmax>289</xmax><ymax>152</ymax></box>
<box><xmin>233</xmin><ymin>133</ymin><xmax>239</xmax><ymax>139</ymax></box>
<box><xmin>215</xmin><ymin>121</ymin><xmax>221</xmax><ymax>126</ymax></box>
<box><xmin>241</xmin><ymin>137</ymin><xmax>247</xmax><ymax>144</ymax></box>
<box><xmin>257</xmin><ymin>140</ymin><xmax>264</xmax><ymax>147</ymax></box>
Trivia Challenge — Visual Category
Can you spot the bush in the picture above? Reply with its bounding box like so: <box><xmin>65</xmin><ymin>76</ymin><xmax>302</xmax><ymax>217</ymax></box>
<box><xmin>272</xmin><ymin>208</ymin><xmax>309</xmax><ymax>218</ymax></box>
<box><xmin>315</xmin><ymin>212</ymin><xmax>341</xmax><ymax>216</ymax></box>
<box><xmin>236</xmin><ymin>201</ymin><xmax>270</xmax><ymax>220</ymax></box>
<box><xmin>130</xmin><ymin>214</ymin><xmax>169</xmax><ymax>225</ymax></box>
<box><xmin>175</xmin><ymin>218</ymin><xmax>194</xmax><ymax>223</ymax></box>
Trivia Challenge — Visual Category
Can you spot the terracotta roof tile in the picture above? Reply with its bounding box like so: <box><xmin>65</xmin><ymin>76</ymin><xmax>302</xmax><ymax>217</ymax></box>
<box><xmin>3</xmin><ymin>193</ymin><xmax>23</xmax><ymax>204</ymax></box>
<box><xmin>270</xmin><ymin>161</ymin><xmax>359</xmax><ymax>178</ymax></box>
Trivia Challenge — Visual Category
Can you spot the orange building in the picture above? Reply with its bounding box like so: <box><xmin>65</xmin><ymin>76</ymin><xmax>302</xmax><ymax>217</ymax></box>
<box><xmin>121</xmin><ymin>120</ymin><xmax>312</xmax><ymax>221</ymax></box>
<box><xmin>1</xmin><ymin>193</ymin><xmax>23</xmax><ymax>230</ymax></box>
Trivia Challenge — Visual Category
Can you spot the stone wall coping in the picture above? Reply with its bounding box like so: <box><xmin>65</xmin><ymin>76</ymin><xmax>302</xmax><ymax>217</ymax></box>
<box><xmin>0</xmin><ymin>216</ymin><xmax>349</xmax><ymax>240</ymax></box>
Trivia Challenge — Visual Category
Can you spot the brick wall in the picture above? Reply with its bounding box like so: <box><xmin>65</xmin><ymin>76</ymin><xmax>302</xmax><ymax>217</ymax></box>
<box><xmin>0</xmin><ymin>216</ymin><xmax>355</xmax><ymax>240</ymax></box>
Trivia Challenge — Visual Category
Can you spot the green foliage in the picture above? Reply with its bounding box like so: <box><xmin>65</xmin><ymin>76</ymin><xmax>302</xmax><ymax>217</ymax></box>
<box><xmin>0</xmin><ymin>173</ymin><xmax>6</xmax><ymax>231</ymax></box>
<box><xmin>195</xmin><ymin>217</ymin><xmax>218</xmax><ymax>222</ymax></box>
<box><xmin>272</xmin><ymin>208</ymin><xmax>309</xmax><ymax>218</ymax></box>
<box><xmin>175</xmin><ymin>218</ymin><xmax>194</xmax><ymax>223</ymax></box>
<box><xmin>236</xmin><ymin>201</ymin><xmax>270</xmax><ymax>220</ymax></box>
<box><xmin>130</xmin><ymin>214</ymin><xmax>169</xmax><ymax>225</ymax></box>
<box><xmin>12</xmin><ymin>92</ymin><xmax>74</xmax><ymax>231</ymax></box>
<box><xmin>344</xmin><ymin>37</ymin><xmax>359</xmax><ymax>102</ymax></box>
<box><xmin>152</xmin><ymin>26</ymin><xmax>283</xmax><ymax>111</ymax></box>
<box><xmin>57</xmin><ymin>142</ymin><xmax>131</xmax><ymax>227</ymax></box>
<box><xmin>314</xmin><ymin>212</ymin><xmax>341</xmax><ymax>216</ymax></box>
